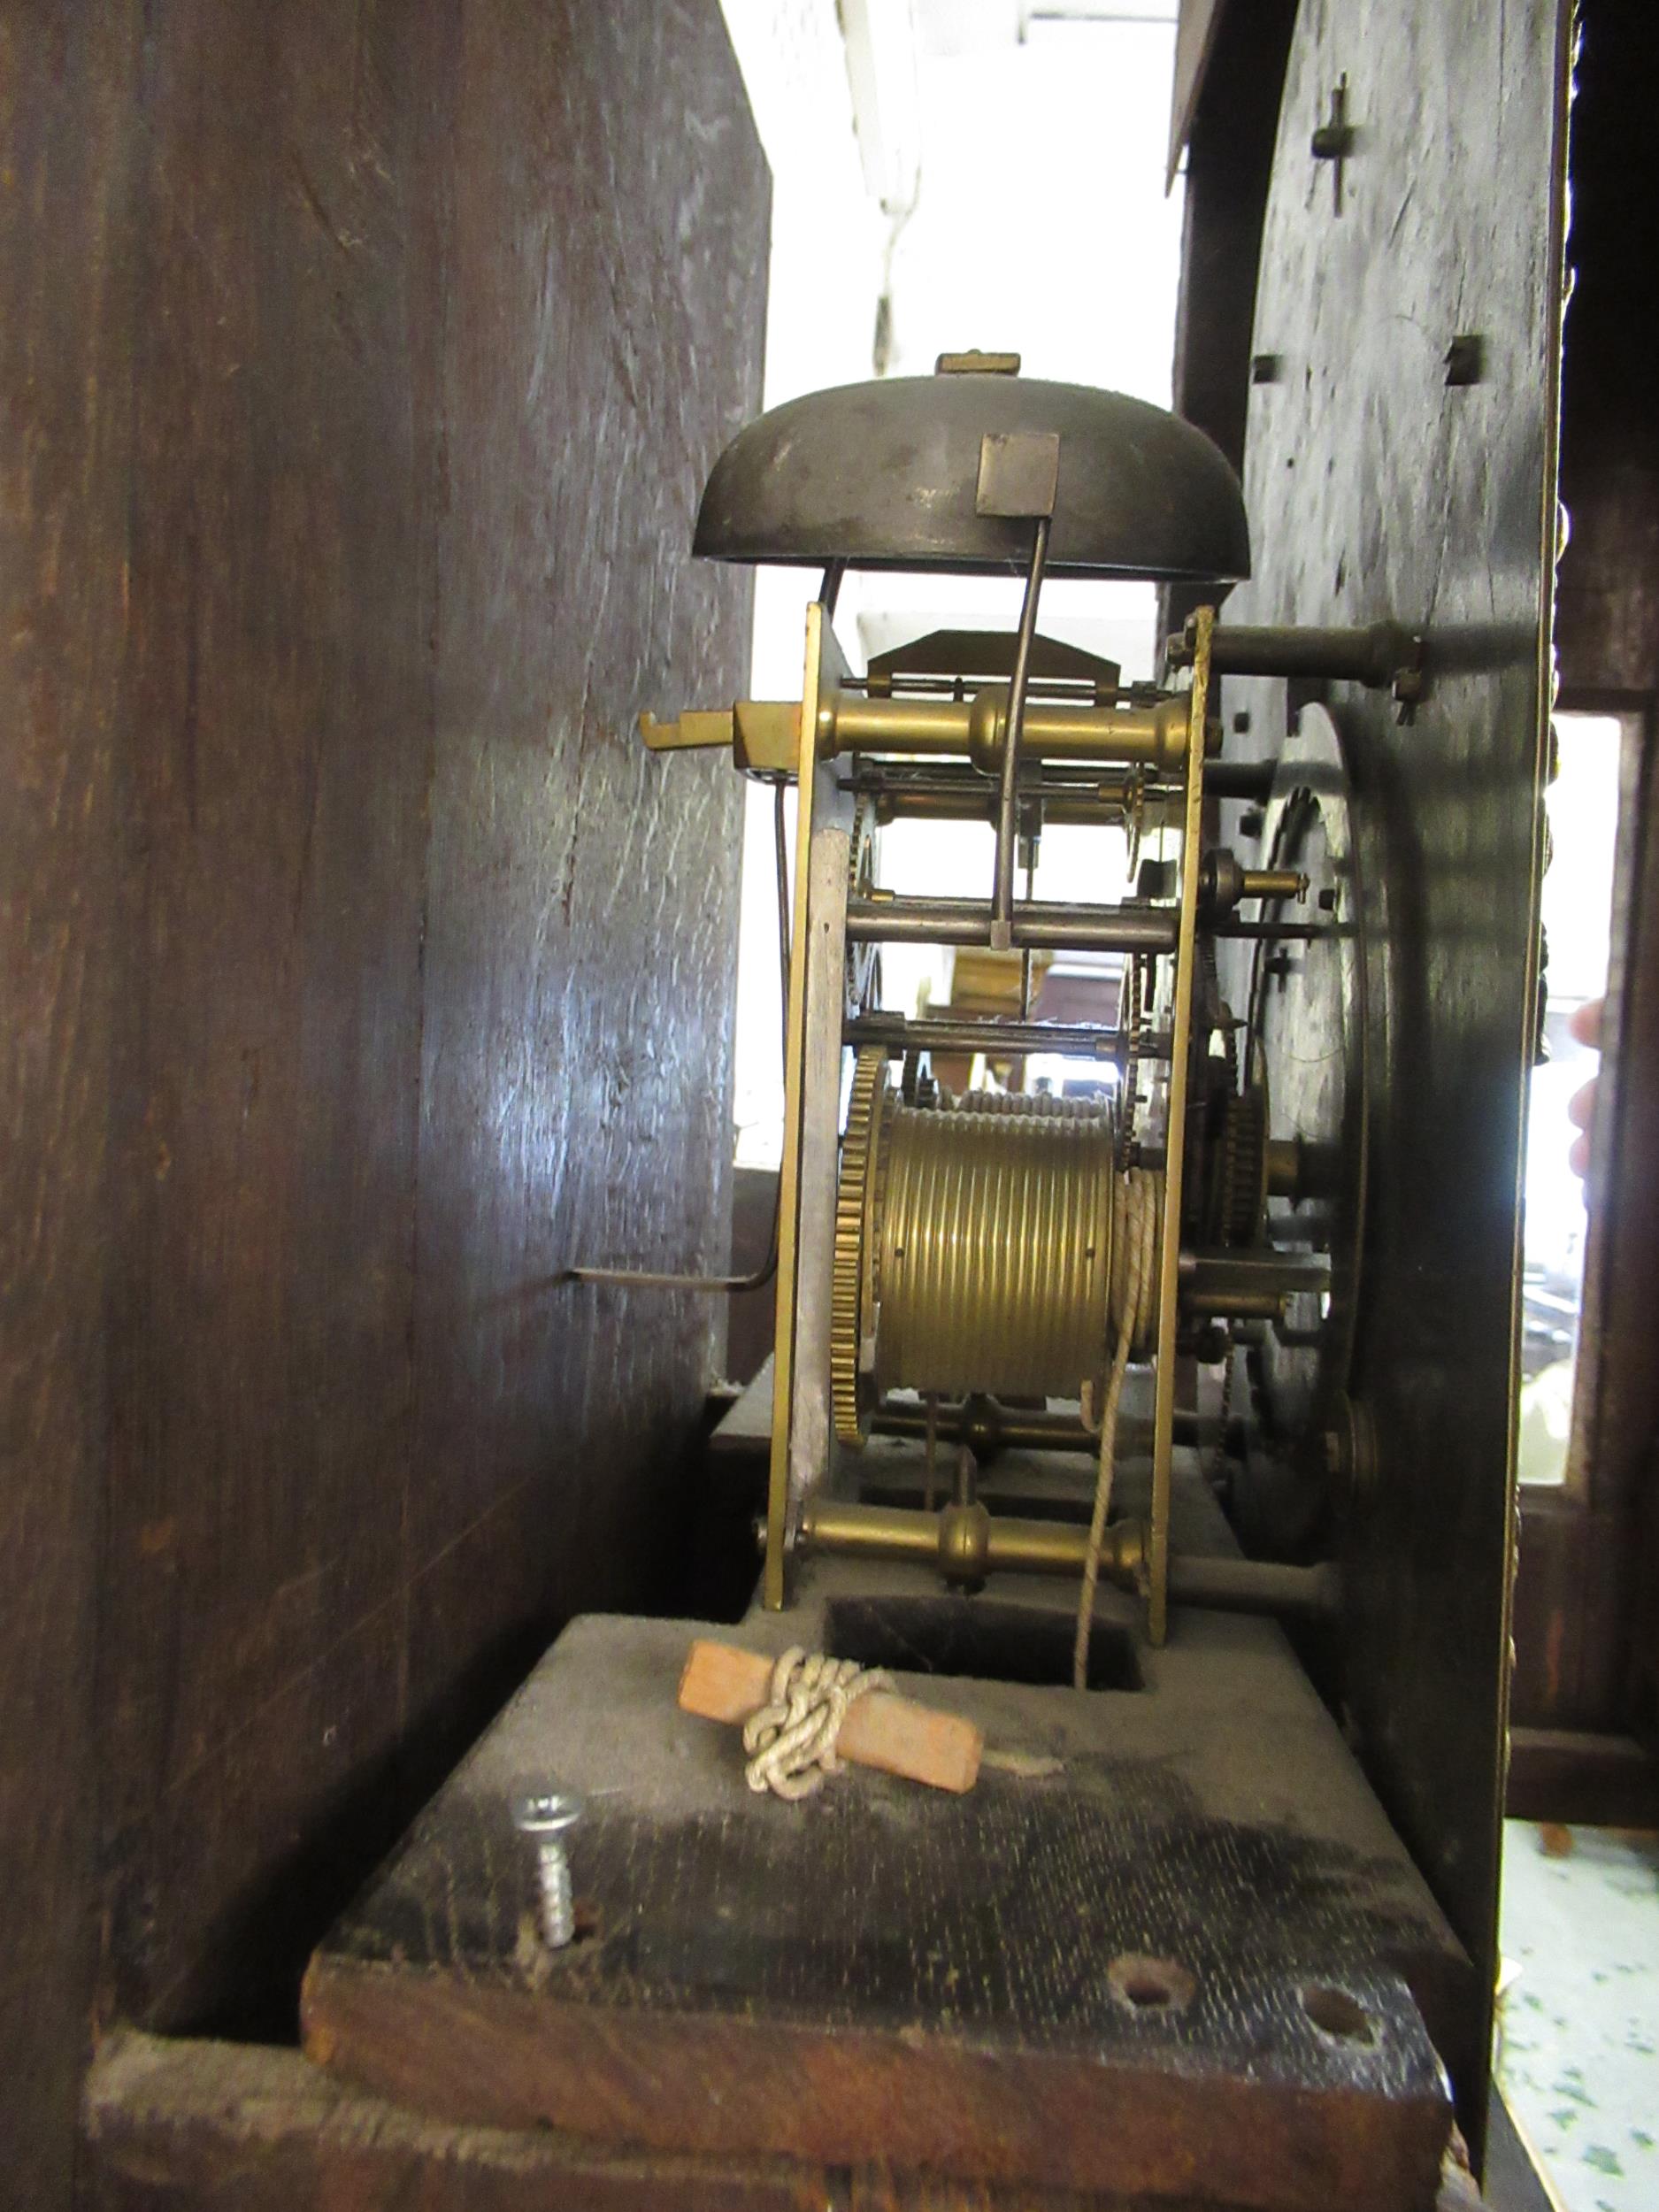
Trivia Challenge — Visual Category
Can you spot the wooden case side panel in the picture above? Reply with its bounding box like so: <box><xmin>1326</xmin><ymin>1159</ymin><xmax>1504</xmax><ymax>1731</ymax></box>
<box><xmin>0</xmin><ymin>7</ymin><xmax>143</xmax><ymax>2201</ymax></box>
<box><xmin>1</xmin><ymin>1</ymin><xmax>767</xmax><ymax>2198</ymax></box>
<box><xmin>92</xmin><ymin>0</ymin><xmax>766</xmax><ymax>2035</ymax></box>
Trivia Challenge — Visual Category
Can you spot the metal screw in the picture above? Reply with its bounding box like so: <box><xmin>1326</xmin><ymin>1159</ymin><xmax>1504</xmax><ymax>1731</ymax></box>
<box><xmin>513</xmin><ymin>1786</ymin><xmax>584</xmax><ymax>1949</ymax></box>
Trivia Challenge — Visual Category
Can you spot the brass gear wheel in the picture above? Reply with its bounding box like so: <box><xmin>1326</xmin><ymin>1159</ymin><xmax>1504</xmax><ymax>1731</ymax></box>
<box><xmin>1218</xmin><ymin>1083</ymin><xmax>1270</xmax><ymax>1248</ymax></box>
<box><xmin>831</xmin><ymin>1047</ymin><xmax>890</xmax><ymax>1448</ymax></box>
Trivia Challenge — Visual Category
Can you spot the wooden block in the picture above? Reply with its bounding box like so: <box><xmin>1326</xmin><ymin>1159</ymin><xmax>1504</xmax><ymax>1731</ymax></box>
<box><xmin>303</xmin><ymin>1614</ymin><xmax>1463</xmax><ymax>2208</ymax></box>
<box><xmin>677</xmin><ymin>1640</ymin><xmax>982</xmax><ymax>1793</ymax></box>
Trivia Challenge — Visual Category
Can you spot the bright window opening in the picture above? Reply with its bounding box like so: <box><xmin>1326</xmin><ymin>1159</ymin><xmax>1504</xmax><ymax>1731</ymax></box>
<box><xmin>1517</xmin><ymin>711</ymin><xmax>1624</xmax><ymax>1487</ymax></box>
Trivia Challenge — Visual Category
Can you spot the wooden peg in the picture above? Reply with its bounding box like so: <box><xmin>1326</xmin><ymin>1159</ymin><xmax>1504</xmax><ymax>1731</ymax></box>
<box><xmin>676</xmin><ymin>1640</ymin><xmax>981</xmax><ymax>1794</ymax></box>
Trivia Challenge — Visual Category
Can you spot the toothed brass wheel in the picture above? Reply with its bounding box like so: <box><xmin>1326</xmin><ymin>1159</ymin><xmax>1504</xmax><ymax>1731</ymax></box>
<box><xmin>1220</xmin><ymin>1083</ymin><xmax>1270</xmax><ymax>1248</ymax></box>
<box><xmin>833</xmin><ymin>1072</ymin><xmax>1141</xmax><ymax>1430</ymax></box>
<box><xmin>831</xmin><ymin>1047</ymin><xmax>890</xmax><ymax>1448</ymax></box>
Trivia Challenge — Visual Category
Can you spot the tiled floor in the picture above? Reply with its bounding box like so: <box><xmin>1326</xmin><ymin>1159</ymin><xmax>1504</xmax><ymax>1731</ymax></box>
<box><xmin>1496</xmin><ymin>1820</ymin><xmax>1659</xmax><ymax>2211</ymax></box>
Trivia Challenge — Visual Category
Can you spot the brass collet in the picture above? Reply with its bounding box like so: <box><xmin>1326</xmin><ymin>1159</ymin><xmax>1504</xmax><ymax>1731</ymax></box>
<box><xmin>799</xmin><ymin>1496</ymin><xmax>1148</xmax><ymax>1590</ymax></box>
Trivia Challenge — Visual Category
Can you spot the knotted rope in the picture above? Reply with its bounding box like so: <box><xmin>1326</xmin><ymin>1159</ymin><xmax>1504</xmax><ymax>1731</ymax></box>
<box><xmin>1074</xmin><ymin>1167</ymin><xmax>1160</xmax><ymax>1690</ymax></box>
<box><xmin>742</xmin><ymin>1646</ymin><xmax>894</xmax><ymax>1801</ymax></box>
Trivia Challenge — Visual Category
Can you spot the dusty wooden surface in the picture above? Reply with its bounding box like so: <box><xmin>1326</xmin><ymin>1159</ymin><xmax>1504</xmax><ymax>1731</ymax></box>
<box><xmin>304</xmin><ymin>1475</ymin><xmax>1467</xmax><ymax>2209</ymax></box>
<box><xmin>1</xmin><ymin>1</ymin><xmax>765</xmax><ymax>2200</ymax></box>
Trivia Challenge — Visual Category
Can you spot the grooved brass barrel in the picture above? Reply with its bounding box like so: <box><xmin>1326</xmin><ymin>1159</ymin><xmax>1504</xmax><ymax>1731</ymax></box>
<box><xmin>872</xmin><ymin>1096</ymin><xmax>1116</xmax><ymax>1402</ymax></box>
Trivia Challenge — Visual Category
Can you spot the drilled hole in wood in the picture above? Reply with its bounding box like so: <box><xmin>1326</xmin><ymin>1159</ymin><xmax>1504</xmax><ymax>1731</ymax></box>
<box><xmin>1108</xmin><ymin>1952</ymin><xmax>1195</xmax><ymax>2014</ymax></box>
<box><xmin>1300</xmin><ymin>1983</ymin><xmax>1375</xmax><ymax>2042</ymax></box>
<box><xmin>571</xmin><ymin>1899</ymin><xmax>602</xmax><ymax>1944</ymax></box>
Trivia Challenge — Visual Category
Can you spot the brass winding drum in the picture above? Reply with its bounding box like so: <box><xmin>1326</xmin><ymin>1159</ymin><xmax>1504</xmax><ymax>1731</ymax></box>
<box><xmin>832</xmin><ymin>1056</ymin><xmax>1160</xmax><ymax>1447</ymax></box>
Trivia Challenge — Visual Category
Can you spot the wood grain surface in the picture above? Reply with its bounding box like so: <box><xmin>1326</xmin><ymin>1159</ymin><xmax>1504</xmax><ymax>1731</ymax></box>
<box><xmin>1554</xmin><ymin>0</ymin><xmax>1659</xmax><ymax>702</ymax></box>
<box><xmin>0</xmin><ymin>12</ymin><xmax>142</xmax><ymax>2203</ymax></box>
<box><xmin>1210</xmin><ymin>0</ymin><xmax>1571</xmax><ymax>2157</ymax></box>
<box><xmin>82</xmin><ymin>2028</ymin><xmax>1285</xmax><ymax>2212</ymax></box>
<box><xmin>2</xmin><ymin>2</ymin><xmax>766</xmax><ymax>2201</ymax></box>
